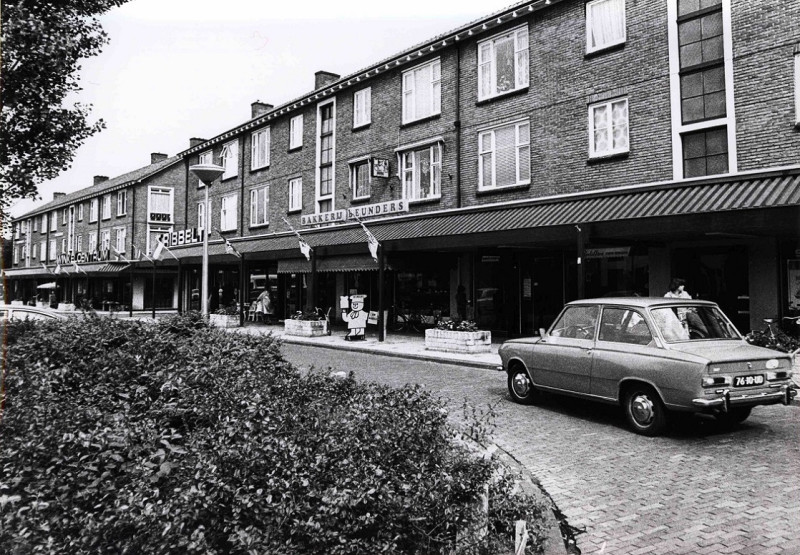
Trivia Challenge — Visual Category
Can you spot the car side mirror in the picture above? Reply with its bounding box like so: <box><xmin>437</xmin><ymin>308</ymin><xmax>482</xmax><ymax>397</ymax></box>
<box><xmin>538</xmin><ymin>328</ymin><xmax>548</xmax><ymax>341</ymax></box>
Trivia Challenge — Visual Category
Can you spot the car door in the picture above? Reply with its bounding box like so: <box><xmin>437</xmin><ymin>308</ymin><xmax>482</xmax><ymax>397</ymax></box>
<box><xmin>532</xmin><ymin>305</ymin><xmax>598</xmax><ymax>394</ymax></box>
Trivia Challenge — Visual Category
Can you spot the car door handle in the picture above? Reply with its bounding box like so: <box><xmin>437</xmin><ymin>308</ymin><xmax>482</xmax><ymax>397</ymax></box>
<box><xmin>585</xmin><ymin>349</ymin><xmax>593</xmax><ymax>355</ymax></box>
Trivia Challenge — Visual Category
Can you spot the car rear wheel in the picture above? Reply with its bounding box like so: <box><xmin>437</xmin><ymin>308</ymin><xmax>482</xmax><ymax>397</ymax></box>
<box><xmin>716</xmin><ymin>407</ymin><xmax>752</xmax><ymax>427</ymax></box>
<box><xmin>623</xmin><ymin>385</ymin><xmax>667</xmax><ymax>436</ymax></box>
<box><xmin>507</xmin><ymin>365</ymin><xmax>538</xmax><ymax>405</ymax></box>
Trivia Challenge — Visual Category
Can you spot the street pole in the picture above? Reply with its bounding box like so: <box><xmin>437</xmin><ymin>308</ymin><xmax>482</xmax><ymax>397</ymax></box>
<box><xmin>189</xmin><ymin>163</ymin><xmax>225</xmax><ymax>319</ymax></box>
<box><xmin>152</xmin><ymin>258</ymin><xmax>157</xmax><ymax>319</ymax></box>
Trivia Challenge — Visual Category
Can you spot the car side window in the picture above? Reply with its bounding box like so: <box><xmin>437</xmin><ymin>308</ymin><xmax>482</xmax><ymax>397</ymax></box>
<box><xmin>550</xmin><ymin>305</ymin><xmax>599</xmax><ymax>339</ymax></box>
<box><xmin>599</xmin><ymin>308</ymin><xmax>652</xmax><ymax>345</ymax></box>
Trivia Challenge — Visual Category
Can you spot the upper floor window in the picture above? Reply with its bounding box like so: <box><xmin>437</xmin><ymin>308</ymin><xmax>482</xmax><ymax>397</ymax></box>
<box><xmin>13</xmin><ymin>245</ymin><xmax>19</xmax><ymax>264</ymax></box>
<box><xmin>101</xmin><ymin>195</ymin><xmax>112</xmax><ymax>220</ymax></box>
<box><xmin>89</xmin><ymin>199</ymin><xmax>99</xmax><ymax>223</ymax></box>
<box><xmin>77</xmin><ymin>204</ymin><xmax>83</xmax><ymax>222</ymax></box>
<box><xmin>75</xmin><ymin>235</ymin><xmax>82</xmax><ymax>253</ymax></box>
<box><xmin>350</xmin><ymin>159</ymin><xmax>371</xmax><ymax>200</ymax></box>
<box><xmin>41</xmin><ymin>240</ymin><xmax>47</xmax><ymax>258</ymax></box>
<box><xmin>682</xmin><ymin>127</ymin><xmax>728</xmax><ymax>178</ymax></box>
<box><xmin>288</xmin><ymin>177</ymin><xmax>303</xmax><ymax>212</ymax></box>
<box><xmin>220</xmin><ymin>193</ymin><xmax>238</xmax><ymax>231</ymax></box>
<box><xmin>32</xmin><ymin>217</ymin><xmax>38</xmax><ymax>232</ymax></box>
<box><xmin>198</xmin><ymin>151</ymin><xmax>213</xmax><ymax>187</ymax></box>
<box><xmin>49</xmin><ymin>239</ymin><xmax>57</xmax><ymax>260</ymax></box>
<box><xmin>50</xmin><ymin>211</ymin><xmax>58</xmax><ymax>231</ymax></box>
<box><xmin>221</xmin><ymin>140</ymin><xmax>239</xmax><ymax>180</ymax></box>
<box><xmin>197</xmin><ymin>200</ymin><xmax>212</xmax><ymax>231</ymax></box>
<box><xmin>586</xmin><ymin>0</ymin><xmax>626</xmax><ymax>54</ymax></box>
<box><xmin>114</xmin><ymin>227</ymin><xmax>126</xmax><ymax>254</ymax></box>
<box><xmin>62</xmin><ymin>208</ymin><xmax>67</xmax><ymax>225</ymax></box>
<box><xmin>117</xmin><ymin>190</ymin><xmax>127</xmax><ymax>216</ymax></box>
<box><xmin>60</xmin><ymin>238</ymin><xmax>68</xmax><ymax>255</ymax></box>
<box><xmin>250</xmin><ymin>186</ymin><xmax>269</xmax><ymax>227</ymax></box>
<box><xmin>353</xmin><ymin>88</ymin><xmax>372</xmax><ymax>128</ymax></box>
<box><xmin>478</xmin><ymin>121</ymin><xmax>530</xmax><ymax>190</ymax></box>
<box><xmin>402</xmin><ymin>58</ymin><xmax>441</xmax><ymax>124</ymax></box>
<box><xmin>100</xmin><ymin>230</ymin><xmax>111</xmax><ymax>252</ymax></box>
<box><xmin>87</xmin><ymin>232</ymin><xmax>97</xmax><ymax>253</ymax></box>
<box><xmin>290</xmin><ymin>115</ymin><xmax>303</xmax><ymax>149</ymax></box>
<box><xmin>400</xmin><ymin>142</ymin><xmax>441</xmax><ymax>201</ymax></box>
<box><xmin>478</xmin><ymin>26</ymin><xmax>529</xmax><ymax>101</ymax></box>
<box><xmin>251</xmin><ymin>128</ymin><xmax>270</xmax><ymax>170</ymax></box>
<box><xmin>317</xmin><ymin>102</ymin><xmax>335</xmax><ymax>213</ymax></box>
<box><xmin>589</xmin><ymin>98</ymin><xmax>629</xmax><ymax>158</ymax></box>
<box><xmin>41</xmin><ymin>214</ymin><xmax>47</xmax><ymax>232</ymax></box>
<box><xmin>148</xmin><ymin>187</ymin><xmax>173</xmax><ymax>223</ymax></box>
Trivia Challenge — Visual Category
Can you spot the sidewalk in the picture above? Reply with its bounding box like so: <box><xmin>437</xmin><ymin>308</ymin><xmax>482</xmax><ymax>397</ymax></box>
<box><xmin>230</xmin><ymin>321</ymin><xmax>503</xmax><ymax>370</ymax></box>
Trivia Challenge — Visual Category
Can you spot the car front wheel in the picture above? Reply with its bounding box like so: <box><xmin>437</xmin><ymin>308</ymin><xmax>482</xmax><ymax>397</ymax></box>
<box><xmin>623</xmin><ymin>385</ymin><xmax>667</xmax><ymax>436</ymax></box>
<box><xmin>507</xmin><ymin>365</ymin><xmax>538</xmax><ymax>405</ymax></box>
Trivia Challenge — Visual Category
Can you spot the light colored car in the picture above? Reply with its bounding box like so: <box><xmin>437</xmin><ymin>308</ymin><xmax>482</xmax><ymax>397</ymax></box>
<box><xmin>499</xmin><ymin>298</ymin><xmax>797</xmax><ymax>436</ymax></box>
<box><xmin>0</xmin><ymin>304</ymin><xmax>68</xmax><ymax>321</ymax></box>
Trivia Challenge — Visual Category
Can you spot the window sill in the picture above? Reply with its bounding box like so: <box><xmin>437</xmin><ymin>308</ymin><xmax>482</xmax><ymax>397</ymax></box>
<box><xmin>584</xmin><ymin>41</ymin><xmax>625</xmax><ymax>59</ymax></box>
<box><xmin>352</xmin><ymin>123</ymin><xmax>371</xmax><ymax>132</ymax></box>
<box><xmin>287</xmin><ymin>208</ymin><xmax>302</xmax><ymax>214</ymax></box>
<box><xmin>587</xmin><ymin>151</ymin><xmax>629</xmax><ymax>165</ymax></box>
<box><xmin>249</xmin><ymin>223</ymin><xmax>269</xmax><ymax>230</ymax></box>
<box><xmin>219</xmin><ymin>228</ymin><xmax>238</xmax><ymax>234</ymax></box>
<box><xmin>476</xmin><ymin>183</ymin><xmax>530</xmax><ymax>196</ymax></box>
<box><xmin>400</xmin><ymin>113</ymin><xmax>441</xmax><ymax>129</ymax></box>
<box><xmin>251</xmin><ymin>165</ymin><xmax>270</xmax><ymax>172</ymax></box>
<box><xmin>221</xmin><ymin>175</ymin><xmax>237</xmax><ymax>182</ymax></box>
<box><xmin>351</xmin><ymin>196</ymin><xmax>372</xmax><ymax>204</ymax></box>
<box><xmin>288</xmin><ymin>146</ymin><xmax>303</xmax><ymax>153</ymax></box>
<box><xmin>407</xmin><ymin>196</ymin><xmax>441</xmax><ymax>206</ymax></box>
<box><xmin>476</xmin><ymin>86</ymin><xmax>529</xmax><ymax>106</ymax></box>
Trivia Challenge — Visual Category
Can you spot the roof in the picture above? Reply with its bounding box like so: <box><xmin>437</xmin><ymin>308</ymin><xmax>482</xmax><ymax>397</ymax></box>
<box><xmin>567</xmin><ymin>297</ymin><xmax>720</xmax><ymax>308</ymax></box>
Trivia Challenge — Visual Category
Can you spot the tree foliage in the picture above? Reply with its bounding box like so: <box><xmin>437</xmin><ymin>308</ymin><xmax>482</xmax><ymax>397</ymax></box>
<box><xmin>0</xmin><ymin>0</ymin><xmax>129</xmax><ymax>220</ymax></box>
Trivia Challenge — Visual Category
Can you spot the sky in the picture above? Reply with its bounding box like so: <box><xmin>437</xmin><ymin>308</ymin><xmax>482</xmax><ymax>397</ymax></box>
<box><xmin>9</xmin><ymin>0</ymin><xmax>520</xmax><ymax>219</ymax></box>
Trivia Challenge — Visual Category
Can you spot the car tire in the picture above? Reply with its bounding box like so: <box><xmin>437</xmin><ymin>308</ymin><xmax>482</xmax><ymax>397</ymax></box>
<box><xmin>623</xmin><ymin>384</ymin><xmax>668</xmax><ymax>436</ymax></box>
<box><xmin>716</xmin><ymin>407</ymin><xmax>752</xmax><ymax>427</ymax></box>
<box><xmin>507</xmin><ymin>365</ymin><xmax>538</xmax><ymax>405</ymax></box>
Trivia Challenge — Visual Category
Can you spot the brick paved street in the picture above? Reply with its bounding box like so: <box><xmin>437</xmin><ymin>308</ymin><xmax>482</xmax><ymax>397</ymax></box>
<box><xmin>282</xmin><ymin>344</ymin><xmax>800</xmax><ymax>555</ymax></box>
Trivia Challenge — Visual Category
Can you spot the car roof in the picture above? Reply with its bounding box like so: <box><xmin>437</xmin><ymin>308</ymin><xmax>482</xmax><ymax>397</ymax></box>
<box><xmin>566</xmin><ymin>296</ymin><xmax>719</xmax><ymax>309</ymax></box>
<box><xmin>0</xmin><ymin>304</ymin><xmax>68</xmax><ymax>319</ymax></box>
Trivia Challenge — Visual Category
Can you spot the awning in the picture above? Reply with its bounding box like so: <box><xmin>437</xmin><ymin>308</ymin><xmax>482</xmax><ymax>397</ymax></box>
<box><xmin>2</xmin><ymin>267</ymin><xmax>52</xmax><ymax>278</ymax></box>
<box><xmin>277</xmin><ymin>254</ymin><xmax>390</xmax><ymax>274</ymax></box>
<box><xmin>36</xmin><ymin>282</ymin><xmax>58</xmax><ymax>289</ymax></box>
<box><xmin>78</xmin><ymin>262</ymin><xmax>132</xmax><ymax>274</ymax></box>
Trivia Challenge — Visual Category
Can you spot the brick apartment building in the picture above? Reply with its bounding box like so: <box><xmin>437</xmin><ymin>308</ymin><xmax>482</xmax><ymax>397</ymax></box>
<box><xmin>7</xmin><ymin>0</ymin><xmax>800</xmax><ymax>337</ymax></box>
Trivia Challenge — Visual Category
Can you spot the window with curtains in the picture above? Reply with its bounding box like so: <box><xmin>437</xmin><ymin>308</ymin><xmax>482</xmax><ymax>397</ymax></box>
<box><xmin>221</xmin><ymin>140</ymin><xmax>239</xmax><ymax>180</ymax></box>
<box><xmin>31</xmin><ymin>243</ymin><xmax>37</xmax><ymax>260</ymax></box>
<box><xmin>41</xmin><ymin>213</ymin><xmax>47</xmax><ymax>232</ymax></box>
<box><xmin>87</xmin><ymin>232</ymin><xmax>97</xmax><ymax>253</ymax></box>
<box><xmin>117</xmin><ymin>190</ymin><xmax>127</xmax><ymax>216</ymax></box>
<box><xmin>586</xmin><ymin>0</ymin><xmax>626</xmax><ymax>53</ymax></box>
<box><xmin>89</xmin><ymin>199</ymin><xmax>98</xmax><ymax>223</ymax></box>
<box><xmin>400</xmin><ymin>143</ymin><xmax>441</xmax><ymax>201</ymax></box>
<box><xmin>41</xmin><ymin>240</ymin><xmax>47</xmax><ymax>259</ymax></box>
<box><xmin>51</xmin><ymin>210</ymin><xmax>58</xmax><ymax>231</ymax></box>
<box><xmin>101</xmin><ymin>195</ymin><xmax>111</xmax><ymax>220</ymax></box>
<box><xmin>148</xmin><ymin>187</ymin><xmax>173</xmax><ymax>223</ymax></box>
<box><xmin>250</xmin><ymin>186</ymin><xmax>269</xmax><ymax>227</ymax></box>
<box><xmin>290</xmin><ymin>115</ymin><xmax>303</xmax><ymax>149</ymax></box>
<box><xmin>682</xmin><ymin>127</ymin><xmax>728</xmax><ymax>178</ymax></box>
<box><xmin>49</xmin><ymin>239</ymin><xmax>57</xmax><ymax>260</ymax></box>
<box><xmin>350</xmin><ymin>160</ymin><xmax>371</xmax><ymax>200</ymax></box>
<box><xmin>402</xmin><ymin>58</ymin><xmax>441</xmax><ymax>124</ymax></box>
<box><xmin>61</xmin><ymin>238</ymin><xmax>67</xmax><ymax>255</ymax></box>
<box><xmin>32</xmin><ymin>216</ymin><xmax>37</xmax><ymax>232</ymax></box>
<box><xmin>100</xmin><ymin>230</ymin><xmax>111</xmax><ymax>252</ymax></box>
<box><xmin>114</xmin><ymin>227</ymin><xmax>126</xmax><ymax>254</ymax></box>
<box><xmin>77</xmin><ymin>204</ymin><xmax>83</xmax><ymax>222</ymax></box>
<box><xmin>197</xmin><ymin>150</ymin><xmax>213</xmax><ymax>187</ymax></box>
<box><xmin>589</xmin><ymin>98</ymin><xmax>629</xmax><ymax>157</ymax></box>
<box><xmin>478</xmin><ymin>26</ymin><xmax>529</xmax><ymax>101</ymax></box>
<box><xmin>75</xmin><ymin>235</ymin><xmax>82</xmax><ymax>253</ymax></box>
<box><xmin>13</xmin><ymin>245</ymin><xmax>18</xmax><ymax>264</ymax></box>
<box><xmin>317</xmin><ymin>101</ymin><xmax>335</xmax><ymax>213</ymax></box>
<box><xmin>288</xmin><ymin>177</ymin><xmax>303</xmax><ymax>212</ymax></box>
<box><xmin>251</xmin><ymin>127</ymin><xmax>270</xmax><ymax>170</ymax></box>
<box><xmin>478</xmin><ymin>121</ymin><xmax>530</xmax><ymax>190</ymax></box>
<box><xmin>197</xmin><ymin>200</ymin><xmax>212</xmax><ymax>230</ymax></box>
<box><xmin>220</xmin><ymin>193</ymin><xmax>238</xmax><ymax>231</ymax></box>
<box><xmin>353</xmin><ymin>88</ymin><xmax>371</xmax><ymax>128</ymax></box>
<box><xmin>62</xmin><ymin>208</ymin><xmax>67</xmax><ymax>225</ymax></box>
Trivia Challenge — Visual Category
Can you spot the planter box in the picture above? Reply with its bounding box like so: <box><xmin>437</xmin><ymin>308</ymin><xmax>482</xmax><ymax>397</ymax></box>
<box><xmin>57</xmin><ymin>303</ymin><xmax>76</xmax><ymax>312</ymax></box>
<box><xmin>284</xmin><ymin>319</ymin><xmax>328</xmax><ymax>337</ymax></box>
<box><xmin>209</xmin><ymin>314</ymin><xmax>240</xmax><ymax>328</ymax></box>
<box><xmin>425</xmin><ymin>329</ymin><xmax>492</xmax><ymax>353</ymax></box>
<box><xmin>11</xmin><ymin>300</ymin><xmax>25</xmax><ymax>306</ymax></box>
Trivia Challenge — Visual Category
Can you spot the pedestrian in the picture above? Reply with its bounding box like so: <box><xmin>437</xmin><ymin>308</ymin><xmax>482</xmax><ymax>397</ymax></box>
<box><xmin>256</xmin><ymin>289</ymin><xmax>274</xmax><ymax>323</ymax></box>
<box><xmin>664</xmin><ymin>278</ymin><xmax>691</xmax><ymax>300</ymax></box>
<box><xmin>664</xmin><ymin>278</ymin><xmax>707</xmax><ymax>338</ymax></box>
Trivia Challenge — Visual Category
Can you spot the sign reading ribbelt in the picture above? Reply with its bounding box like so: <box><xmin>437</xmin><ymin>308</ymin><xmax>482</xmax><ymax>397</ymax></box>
<box><xmin>158</xmin><ymin>228</ymin><xmax>205</xmax><ymax>247</ymax></box>
<box><xmin>301</xmin><ymin>200</ymin><xmax>408</xmax><ymax>226</ymax></box>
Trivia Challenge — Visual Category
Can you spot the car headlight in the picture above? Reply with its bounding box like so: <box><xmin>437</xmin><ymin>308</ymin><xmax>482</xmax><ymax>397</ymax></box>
<box><xmin>702</xmin><ymin>376</ymin><xmax>730</xmax><ymax>388</ymax></box>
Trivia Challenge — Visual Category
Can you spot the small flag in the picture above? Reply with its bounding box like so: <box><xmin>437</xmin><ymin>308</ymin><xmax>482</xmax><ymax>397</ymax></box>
<box><xmin>111</xmin><ymin>245</ymin><xmax>130</xmax><ymax>263</ymax></box>
<box><xmin>152</xmin><ymin>240</ymin><xmax>164</xmax><ymax>261</ymax></box>
<box><xmin>223</xmin><ymin>236</ymin><xmax>242</xmax><ymax>258</ymax></box>
<box><xmin>299</xmin><ymin>239</ymin><xmax>312</xmax><ymax>261</ymax></box>
<box><xmin>41</xmin><ymin>262</ymin><xmax>53</xmax><ymax>275</ymax></box>
<box><xmin>353</xmin><ymin>214</ymin><xmax>380</xmax><ymax>263</ymax></box>
<box><xmin>73</xmin><ymin>261</ymin><xmax>87</xmax><ymax>275</ymax></box>
<box><xmin>54</xmin><ymin>263</ymin><xmax>62</xmax><ymax>275</ymax></box>
<box><xmin>135</xmin><ymin>244</ymin><xmax>154</xmax><ymax>263</ymax></box>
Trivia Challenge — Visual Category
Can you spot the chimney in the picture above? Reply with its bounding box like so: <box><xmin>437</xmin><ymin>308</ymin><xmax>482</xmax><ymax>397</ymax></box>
<box><xmin>189</xmin><ymin>137</ymin><xmax>206</xmax><ymax>148</ymax></box>
<box><xmin>93</xmin><ymin>176</ymin><xmax>109</xmax><ymax>186</ymax></box>
<box><xmin>52</xmin><ymin>192</ymin><xmax>66</xmax><ymax>200</ymax></box>
<box><xmin>314</xmin><ymin>71</ymin><xmax>340</xmax><ymax>90</ymax></box>
<box><xmin>251</xmin><ymin>101</ymin><xmax>273</xmax><ymax>119</ymax></box>
<box><xmin>151</xmin><ymin>152</ymin><xmax>168</xmax><ymax>164</ymax></box>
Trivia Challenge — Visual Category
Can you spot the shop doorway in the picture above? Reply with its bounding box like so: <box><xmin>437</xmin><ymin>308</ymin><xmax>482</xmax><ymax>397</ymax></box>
<box><xmin>519</xmin><ymin>255</ymin><xmax>565</xmax><ymax>336</ymax></box>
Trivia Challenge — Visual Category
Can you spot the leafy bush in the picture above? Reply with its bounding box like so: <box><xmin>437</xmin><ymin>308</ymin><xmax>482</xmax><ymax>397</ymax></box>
<box><xmin>1</xmin><ymin>314</ymin><xmax>548</xmax><ymax>554</ymax></box>
<box><xmin>290</xmin><ymin>308</ymin><xmax>326</xmax><ymax>321</ymax></box>
<box><xmin>437</xmin><ymin>319</ymin><xmax>480</xmax><ymax>332</ymax></box>
<box><xmin>214</xmin><ymin>303</ymin><xmax>240</xmax><ymax>316</ymax></box>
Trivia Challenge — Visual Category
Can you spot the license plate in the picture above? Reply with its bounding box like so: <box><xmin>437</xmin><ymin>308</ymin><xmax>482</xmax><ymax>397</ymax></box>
<box><xmin>733</xmin><ymin>374</ymin><xmax>765</xmax><ymax>387</ymax></box>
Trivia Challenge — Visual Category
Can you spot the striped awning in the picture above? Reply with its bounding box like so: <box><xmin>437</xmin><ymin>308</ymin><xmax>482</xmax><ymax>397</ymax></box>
<box><xmin>277</xmin><ymin>254</ymin><xmax>390</xmax><ymax>274</ymax></box>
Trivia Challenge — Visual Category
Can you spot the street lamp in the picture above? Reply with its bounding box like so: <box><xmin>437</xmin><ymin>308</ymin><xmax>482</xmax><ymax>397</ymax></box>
<box><xmin>189</xmin><ymin>163</ymin><xmax>225</xmax><ymax>317</ymax></box>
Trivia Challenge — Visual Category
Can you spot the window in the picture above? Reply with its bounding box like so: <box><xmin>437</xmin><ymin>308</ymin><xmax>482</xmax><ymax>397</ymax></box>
<box><xmin>221</xmin><ymin>140</ymin><xmax>239</xmax><ymax>180</ymax></box>
<box><xmin>220</xmin><ymin>193</ymin><xmax>238</xmax><ymax>231</ymax></box>
<box><xmin>147</xmin><ymin>226</ymin><xmax>172</xmax><ymax>255</ymax></box>
<box><xmin>100</xmin><ymin>230</ymin><xmax>111</xmax><ymax>252</ymax></box>
<box><xmin>682</xmin><ymin>127</ymin><xmax>728</xmax><ymax>177</ymax></box>
<box><xmin>198</xmin><ymin>151</ymin><xmax>213</xmax><ymax>187</ymax></box>
<box><xmin>101</xmin><ymin>195</ymin><xmax>111</xmax><ymax>220</ymax></box>
<box><xmin>41</xmin><ymin>214</ymin><xmax>47</xmax><ymax>233</ymax></box>
<box><xmin>350</xmin><ymin>160</ymin><xmax>371</xmax><ymax>200</ymax></box>
<box><xmin>33</xmin><ymin>217</ymin><xmax>37</xmax><ymax>232</ymax></box>
<box><xmin>478</xmin><ymin>121</ymin><xmax>530</xmax><ymax>189</ymax></box>
<box><xmin>478</xmin><ymin>26</ymin><xmax>529</xmax><ymax>101</ymax></box>
<box><xmin>401</xmin><ymin>143</ymin><xmax>441</xmax><ymax>201</ymax></box>
<box><xmin>148</xmin><ymin>187</ymin><xmax>173</xmax><ymax>223</ymax></box>
<box><xmin>49</xmin><ymin>239</ymin><xmax>57</xmax><ymax>260</ymax></box>
<box><xmin>288</xmin><ymin>177</ymin><xmax>303</xmax><ymax>212</ymax></box>
<box><xmin>353</xmin><ymin>88</ymin><xmax>371</xmax><ymax>128</ymax></box>
<box><xmin>60</xmin><ymin>238</ymin><xmax>67</xmax><ymax>255</ymax></box>
<box><xmin>114</xmin><ymin>227</ymin><xmax>126</xmax><ymax>254</ymax></box>
<box><xmin>89</xmin><ymin>199</ymin><xmax>98</xmax><ymax>223</ymax></box>
<box><xmin>250</xmin><ymin>186</ymin><xmax>269</xmax><ymax>227</ymax></box>
<box><xmin>41</xmin><ymin>240</ymin><xmax>47</xmax><ymax>259</ymax></box>
<box><xmin>317</xmin><ymin>102</ymin><xmax>335</xmax><ymax>213</ymax></box>
<box><xmin>75</xmin><ymin>235</ymin><xmax>82</xmax><ymax>253</ymax></box>
<box><xmin>31</xmin><ymin>243</ymin><xmax>37</xmax><ymax>260</ymax></box>
<box><xmin>794</xmin><ymin>51</ymin><xmax>800</xmax><ymax>125</ymax></box>
<box><xmin>402</xmin><ymin>59</ymin><xmax>441</xmax><ymax>124</ymax></box>
<box><xmin>87</xmin><ymin>232</ymin><xmax>97</xmax><ymax>253</ymax></box>
<box><xmin>50</xmin><ymin>211</ymin><xmax>58</xmax><ymax>231</ymax></box>
<box><xmin>13</xmin><ymin>223</ymin><xmax>19</xmax><ymax>239</ymax></box>
<box><xmin>599</xmin><ymin>308</ymin><xmax>652</xmax><ymax>345</ymax></box>
<box><xmin>289</xmin><ymin>115</ymin><xmax>303</xmax><ymax>149</ymax></box>
<box><xmin>251</xmin><ymin>128</ymin><xmax>270</xmax><ymax>170</ymax></box>
<box><xmin>589</xmin><ymin>98</ymin><xmax>629</xmax><ymax>157</ymax></box>
<box><xmin>77</xmin><ymin>204</ymin><xmax>83</xmax><ymax>222</ymax></box>
<box><xmin>117</xmin><ymin>190</ymin><xmax>127</xmax><ymax>216</ymax></box>
<box><xmin>61</xmin><ymin>208</ymin><xmax>67</xmax><ymax>225</ymax></box>
<box><xmin>198</xmin><ymin>200</ymin><xmax>212</xmax><ymax>231</ymax></box>
<box><xmin>586</xmin><ymin>0</ymin><xmax>626</xmax><ymax>53</ymax></box>
<box><xmin>13</xmin><ymin>246</ymin><xmax>18</xmax><ymax>264</ymax></box>
<box><xmin>550</xmin><ymin>305</ymin><xmax>599</xmax><ymax>339</ymax></box>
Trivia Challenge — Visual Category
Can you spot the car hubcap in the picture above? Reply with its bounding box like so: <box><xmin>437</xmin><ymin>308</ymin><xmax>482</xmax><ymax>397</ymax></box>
<box><xmin>630</xmin><ymin>394</ymin><xmax>654</xmax><ymax>426</ymax></box>
<box><xmin>512</xmin><ymin>373</ymin><xmax>530</xmax><ymax>397</ymax></box>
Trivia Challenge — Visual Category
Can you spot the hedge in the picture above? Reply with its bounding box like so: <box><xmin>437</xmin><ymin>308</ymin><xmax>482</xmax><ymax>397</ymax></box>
<box><xmin>1</xmin><ymin>313</ymin><xmax>548</xmax><ymax>554</ymax></box>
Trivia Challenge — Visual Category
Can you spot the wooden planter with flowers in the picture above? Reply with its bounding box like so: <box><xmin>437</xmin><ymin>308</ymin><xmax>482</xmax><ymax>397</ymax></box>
<box><xmin>284</xmin><ymin>310</ymin><xmax>329</xmax><ymax>337</ymax></box>
<box><xmin>209</xmin><ymin>305</ymin><xmax>241</xmax><ymax>328</ymax></box>
<box><xmin>425</xmin><ymin>320</ymin><xmax>491</xmax><ymax>354</ymax></box>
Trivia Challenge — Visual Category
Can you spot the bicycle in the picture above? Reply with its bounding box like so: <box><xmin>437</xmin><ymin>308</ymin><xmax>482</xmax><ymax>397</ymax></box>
<box><xmin>744</xmin><ymin>316</ymin><xmax>800</xmax><ymax>353</ymax></box>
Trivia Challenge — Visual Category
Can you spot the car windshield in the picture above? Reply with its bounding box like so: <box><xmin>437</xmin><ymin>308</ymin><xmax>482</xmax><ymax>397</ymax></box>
<box><xmin>650</xmin><ymin>305</ymin><xmax>740</xmax><ymax>343</ymax></box>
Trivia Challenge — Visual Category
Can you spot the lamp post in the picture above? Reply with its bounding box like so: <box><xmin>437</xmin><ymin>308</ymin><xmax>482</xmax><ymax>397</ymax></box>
<box><xmin>189</xmin><ymin>163</ymin><xmax>225</xmax><ymax>317</ymax></box>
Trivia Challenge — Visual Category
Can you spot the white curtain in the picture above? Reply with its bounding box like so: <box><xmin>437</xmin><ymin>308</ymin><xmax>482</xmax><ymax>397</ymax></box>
<box><xmin>589</xmin><ymin>0</ymin><xmax>625</xmax><ymax>50</ymax></box>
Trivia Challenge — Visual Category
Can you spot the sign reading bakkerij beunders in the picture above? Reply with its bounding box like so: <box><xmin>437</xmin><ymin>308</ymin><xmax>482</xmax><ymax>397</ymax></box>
<box><xmin>301</xmin><ymin>200</ymin><xmax>408</xmax><ymax>226</ymax></box>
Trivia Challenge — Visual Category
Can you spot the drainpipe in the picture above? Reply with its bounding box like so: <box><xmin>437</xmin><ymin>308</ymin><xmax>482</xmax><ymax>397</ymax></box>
<box><xmin>455</xmin><ymin>43</ymin><xmax>462</xmax><ymax>208</ymax></box>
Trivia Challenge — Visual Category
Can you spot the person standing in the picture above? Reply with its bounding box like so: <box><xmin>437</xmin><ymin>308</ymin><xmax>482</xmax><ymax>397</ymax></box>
<box><xmin>664</xmin><ymin>278</ymin><xmax>691</xmax><ymax>300</ymax></box>
<box><xmin>665</xmin><ymin>278</ymin><xmax>707</xmax><ymax>337</ymax></box>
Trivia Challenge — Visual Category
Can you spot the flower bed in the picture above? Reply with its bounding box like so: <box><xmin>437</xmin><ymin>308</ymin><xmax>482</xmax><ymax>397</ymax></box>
<box><xmin>285</xmin><ymin>318</ymin><xmax>328</xmax><ymax>337</ymax></box>
<box><xmin>425</xmin><ymin>328</ymin><xmax>492</xmax><ymax>353</ymax></box>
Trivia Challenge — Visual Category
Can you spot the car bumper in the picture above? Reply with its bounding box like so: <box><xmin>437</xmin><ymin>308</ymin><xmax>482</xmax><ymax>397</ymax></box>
<box><xmin>692</xmin><ymin>384</ymin><xmax>796</xmax><ymax>411</ymax></box>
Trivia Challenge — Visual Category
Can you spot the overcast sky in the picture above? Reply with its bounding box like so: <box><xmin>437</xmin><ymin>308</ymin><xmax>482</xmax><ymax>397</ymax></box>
<box><xmin>9</xmin><ymin>0</ymin><xmax>517</xmax><ymax>219</ymax></box>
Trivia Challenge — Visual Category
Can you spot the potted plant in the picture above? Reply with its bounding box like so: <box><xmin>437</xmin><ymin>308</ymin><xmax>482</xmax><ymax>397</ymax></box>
<box><xmin>284</xmin><ymin>308</ymin><xmax>329</xmax><ymax>337</ymax></box>
<box><xmin>209</xmin><ymin>304</ymin><xmax>241</xmax><ymax>328</ymax></box>
<box><xmin>425</xmin><ymin>319</ymin><xmax>492</xmax><ymax>353</ymax></box>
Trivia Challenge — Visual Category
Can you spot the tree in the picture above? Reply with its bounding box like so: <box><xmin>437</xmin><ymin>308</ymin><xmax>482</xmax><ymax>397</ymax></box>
<box><xmin>0</xmin><ymin>0</ymin><xmax>129</xmax><ymax>222</ymax></box>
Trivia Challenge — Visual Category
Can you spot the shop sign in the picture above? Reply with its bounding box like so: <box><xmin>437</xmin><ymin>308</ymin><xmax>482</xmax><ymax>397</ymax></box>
<box><xmin>372</xmin><ymin>158</ymin><xmax>389</xmax><ymax>178</ymax></box>
<box><xmin>301</xmin><ymin>200</ymin><xmax>408</xmax><ymax>226</ymax></box>
<box><xmin>584</xmin><ymin>247</ymin><xmax>631</xmax><ymax>260</ymax></box>
<box><xmin>159</xmin><ymin>227</ymin><xmax>205</xmax><ymax>247</ymax></box>
<box><xmin>481</xmin><ymin>256</ymin><xmax>500</xmax><ymax>263</ymax></box>
<box><xmin>58</xmin><ymin>249</ymin><xmax>111</xmax><ymax>264</ymax></box>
